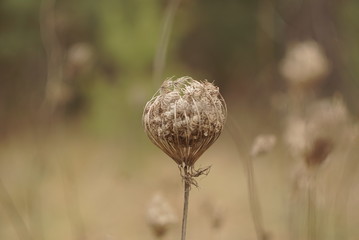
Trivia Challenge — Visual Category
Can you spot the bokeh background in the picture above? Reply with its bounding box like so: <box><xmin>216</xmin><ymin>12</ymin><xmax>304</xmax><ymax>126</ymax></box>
<box><xmin>1</xmin><ymin>0</ymin><xmax>359</xmax><ymax>239</ymax></box>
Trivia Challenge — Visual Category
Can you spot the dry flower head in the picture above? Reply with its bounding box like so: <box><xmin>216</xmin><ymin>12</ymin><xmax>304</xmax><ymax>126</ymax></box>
<box><xmin>250</xmin><ymin>134</ymin><xmax>277</xmax><ymax>157</ymax></box>
<box><xmin>143</xmin><ymin>76</ymin><xmax>227</xmax><ymax>182</ymax></box>
<box><xmin>67</xmin><ymin>42</ymin><xmax>94</xmax><ymax>71</ymax></box>
<box><xmin>285</xmin><ymin>97</ymin><xmax>352</xmax><ymax>169</ymax></box>
<box><xmin>280</xmin><ymin>40</ymin><xmax>330</xmax><ymax>89</ymax></box>
<box><xmin>147</xmin><ymin>193</ymin><xmax>177</xmax><ymax>238</ymax></box>
<box><xmin>201</xmin><ymin>199</ymin><xmax>226</xmax><ymax>230</ymax></box>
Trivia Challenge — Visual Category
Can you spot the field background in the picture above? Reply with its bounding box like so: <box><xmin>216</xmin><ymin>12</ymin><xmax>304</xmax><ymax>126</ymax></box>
<box><xmin>1</xmin><ymin>0</ymin><xmax>359</xmax><ymax>239</ymax></box>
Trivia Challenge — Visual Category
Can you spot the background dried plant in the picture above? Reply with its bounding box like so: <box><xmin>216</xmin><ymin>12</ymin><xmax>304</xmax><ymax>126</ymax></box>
<box><xmin>147</xmin><ymin>192</ymin><xmax>177</xmax><ymax>239</ymax></box>
<box><xmin>280</xmin><ymin>40</ymin><xmax>330</xmax><ymax>92</ymax></box>
<box><xmin>282</xmin><ymin>60</ymin><xmax>357</xmax><ymax>240</ymax></box>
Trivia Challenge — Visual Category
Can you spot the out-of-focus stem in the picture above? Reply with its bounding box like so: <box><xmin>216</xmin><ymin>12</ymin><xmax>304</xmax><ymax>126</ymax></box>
<box><xmin>39</xmin><ymin>0</ymin><xmax>63</xmax><ymax>114</ymax></box>
<box><xmin>248</xmin><ymin>156</ymin><xmax>267</xmax><ymax>240</ymax></box>
<box><xmin>0</xmin><ymin>180</ymin><xmax>33</xmax><ymax>240</ymax></box>
<box><xmin>332</xmin><ymin>134</ymin><xmax>358</xmax><ymax>240</ymax></box>
<box><xmin>227</xmin><ymin>116</ymin><xmax>267</xmax><ymax>240</ymax></box>
<box><xmin>307</xmin><ymin>173</ymin><xmax>317</xmax><ymax>240</ymax></box>
<box><xmin>153</xmin><ymin>0</ymin><xmax>181</xmax><ymax>85</ymax></box>
<box><xmin>60</xmin><ymin>162</ymin><xmax>86</xmax><ymax>240</ymax></box>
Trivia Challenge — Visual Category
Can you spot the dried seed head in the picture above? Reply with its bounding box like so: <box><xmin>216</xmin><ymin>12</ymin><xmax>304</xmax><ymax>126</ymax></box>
<box><xmin>285</xmin><ymin>97</ymin><xmax>352</xmax><ymax>169</ymax></box>
<box><xmin>280</xmin><ymin>40</ymin><xmax>330</xmax><ymax>89</ymax></box>
<box><xmin>147</xmin><ymin>193</ymin><xmax>177</xmax><ymax>238</ymax></box>
<box><xmin>250</xmin><ymin>134</ymin><xmax>277</xmax><ymax>157</ymax></box>
<box><xmin>143</xmin><ymin>76</ymin><xmax>227</xmax><ymax>167</ymax></box>
<box><xmin>67</xmin><ymin>42</ymin><xmax>94</xmax><ymax>73</ymax></box>
<box><xmin>201</xmin><ymin>199</ymin><xmax>226</xmax><ymax>230</ymax></box>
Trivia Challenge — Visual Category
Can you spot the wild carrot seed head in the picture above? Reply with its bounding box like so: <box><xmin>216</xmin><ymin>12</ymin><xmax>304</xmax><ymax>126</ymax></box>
<box><xmin>285</xmin><ymin>96</ymin><xmax>352</xmax><ymax>169</ymax></box>
<box><xmin>143</xmin><ymin>76</ymin><xmax>227</xmax><ymax>167</ymax></box>
<box><xmin>147</xmin><ymin>193</ymin><xmax>177</xmax><ymax>238</ymax></box>
<box><xmin>280</xmin><ymin>40</ymin><xmax>330</xmax><ymax>89</ymax></box>
<box><xmin>250</xmin><ymin>134</ymin><xmax>277</xmax><ymax>158</ymax></box>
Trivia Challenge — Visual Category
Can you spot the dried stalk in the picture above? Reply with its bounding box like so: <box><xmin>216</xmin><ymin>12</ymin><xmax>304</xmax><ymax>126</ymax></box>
<box><xmin>227</xmin><ymin>116</ymin><xmax>267</xmax><ymax>240</ymax></box>
<box><xmin>153</xmin><ymin>0</ymin><xmax>182</xmax><ymax>84</ymax></box>
<box><xmin>307</xmin><ymin>173</ymin><xmax>317</xmax><ymax>240</ymax></box>
<box><xmin>181</xmin><ymin>166</ymin><xmax>191</xmax><ymax>240</ymax></box>
<box><xmin>0</xmin><ymin>180</ymin><xmax>33</xmax><ymax>240</ymax></box>
<box><xmin>248</xmin><ymin>156</ymin><xmax>267</xmax><ymax>240</ymax></box>
<box><xmin>60</xmin><ymin>162</ymin><xmax>86</xmax><ymax>240</ymax></box>
<box><xmin>39</xmin><ymin>0</ymin><xmax>64</xmax><ymax>114</ymax></box>
<box><xmin>333</xmin><ymin>137</ymin><xmax>357</xmax><ymax>240</ymax></box>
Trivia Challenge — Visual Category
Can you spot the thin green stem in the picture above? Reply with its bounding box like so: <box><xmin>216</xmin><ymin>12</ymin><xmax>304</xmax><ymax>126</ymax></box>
<box><xmin>181</xmin><ymin>177</ymin><xmax>190</xmax><ymax>240</ymax></box>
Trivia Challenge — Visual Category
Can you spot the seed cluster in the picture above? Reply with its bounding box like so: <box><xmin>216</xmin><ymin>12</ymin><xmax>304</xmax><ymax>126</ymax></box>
<box><xmin>143</xmin><ymin>76</ymin><xmax>227</xmax><ymax>167</ymax></box>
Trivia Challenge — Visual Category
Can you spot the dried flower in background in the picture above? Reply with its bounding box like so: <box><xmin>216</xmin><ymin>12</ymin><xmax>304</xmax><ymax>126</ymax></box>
<box><xmin>250</xmin><ymin>134</ymin><xmax>277</xmax><ymax>158</ymax></box>
<box><xmin>200</xmin><ymin>198</ymin><xmax>226</xmax><ymax>232</ymax></box>
<box><xmin>147</xmin><ymin>193</ymin><xmax>177</xmax><ymax>238</ymax></box>
<box><xmin>66</xmin><ymin>42</ymin><xmax>94</xmax><ymax>78</ymax></box>
<box><xmin>280</xmin><ymin>40</ymin><xmax>330</xmax><ymax>90</ymax></box>
<box><xmin>284</xmin><ymin>96</ymin><xmax>352</xmax><ymax>170</ymax></box>
<box><xmin>211</xmin><ymin>208</ymin><xmax>224</xmax><ymax>230</ymax></box>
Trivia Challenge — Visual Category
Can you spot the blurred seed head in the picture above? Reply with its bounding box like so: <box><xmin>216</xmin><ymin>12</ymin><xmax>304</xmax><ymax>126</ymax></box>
<box><xmin>147</xmin><ymin>193</ymin><xmax>177</xmax><ymax>238</ymax></box>
<box><xmin>280</xmin><ymin>40</ymin><xmax>330</xmax><ymax>89</ymax></box>
<box><xmin>285</xmin><ymin>97</ymin><xmax>353</xmax><ymax>169</ymax></box>
<box><xmin>250</xmin><ymin>134</ymin><xmax>277</xmax><ymax>158</ymax></box>
<box><xmin>66</xmin><ymin>42</ymin><xmax>95</xmax><ymax>78</ymax></box>
<box><xmin>202</xmin><ymin>199</ymin><xmax>226</xmax><ymax>231</ymax></box>
<box><xmin>143</xmin><ymin>76</ymin><xmax>227</xmax><ymax>167</ymax></box>
<box><xmin>211</xmin><ymin>208</ymin><xmax>224</xmax><ymax>230</ymax></box>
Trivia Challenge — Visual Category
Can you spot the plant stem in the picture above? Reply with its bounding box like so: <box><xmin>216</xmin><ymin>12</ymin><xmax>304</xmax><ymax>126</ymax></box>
<box><xmin>247</xmin><ymin>156</ymin><xmax>266</xmax><ymax>240</ymax></box>
<box><xmin>153</xmin><ymin>0</ymin><xmax>181</xmax><ymax>85</ymax></box>
<box><xmin>181</xmin><ymin>178</ymin><xmax>190</xmax><ymax>240</ymax></box>
<box><xmin>227</xmin><ymin>117</ymin><xmax>267</xmax><ymax>240</ymax></box>
<box><xmin>308</xmin><ymin>174</ymin><xmax>317</xmax><ymax>240</ymax></box>
<box><xmin>60</xmin><ymin>162</ymin><xmax>86</xmax><ymax>240</ymax></box>
<box><xmin>333</xmin><ymin>140</ymin><xmax>356</xmax><ymax>240</ymax></box>
<box><xmin>0</xmin><ymin>180</ymin><xmax>33</xmax><ymax>240</ymax></box>
<box><xmin>39</xmin><ymin>0</ymin><xmax>64</xmax><ymax>114</ymax></box>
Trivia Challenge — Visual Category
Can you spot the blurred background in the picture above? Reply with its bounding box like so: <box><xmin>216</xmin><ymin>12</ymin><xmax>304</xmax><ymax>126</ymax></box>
<box><xmin>1</xmin><ymin>0</ymin><xmax>359</xmax><ymax>239</ymax></box>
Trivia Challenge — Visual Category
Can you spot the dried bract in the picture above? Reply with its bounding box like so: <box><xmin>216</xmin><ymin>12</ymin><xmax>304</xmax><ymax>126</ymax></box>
<box><xmin>143</xmin><ymin>77</ymin><xmax>227</xmax><ymax>168</ymax></box>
